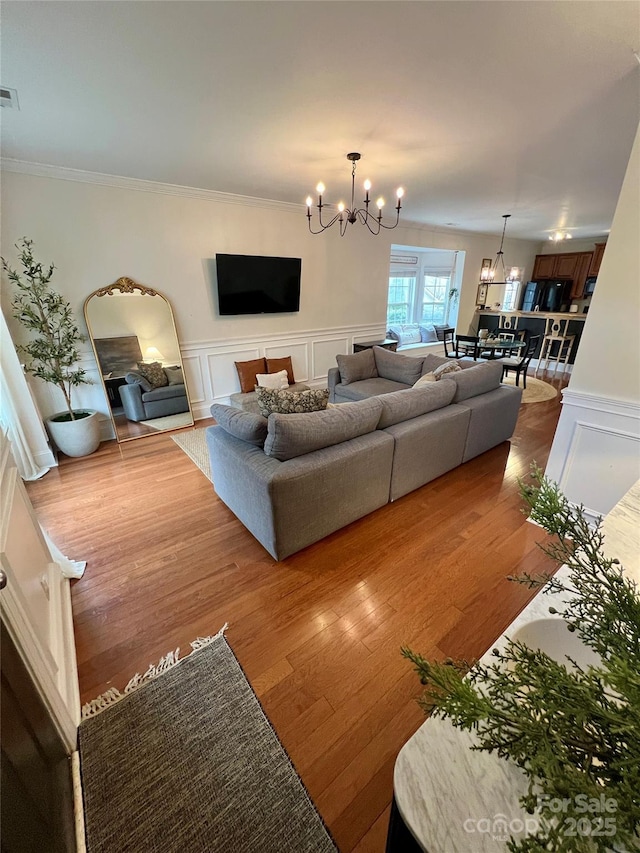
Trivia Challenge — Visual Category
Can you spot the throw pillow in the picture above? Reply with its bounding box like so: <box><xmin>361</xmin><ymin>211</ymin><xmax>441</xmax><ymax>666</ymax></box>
<box><xmin>263</xmin><ymin>397</ymin><xmax>383</xmax><ymax>462</ymax></box>
<box><xmin>433</xmin><ymin>324</ymin><xmax>451</xmax><ymax>342</ymax></box>
<box><xmin>265</xmin><ymin>356</ymin><xmax>295</xmax><ymax>385</ymax></box>
<box><xmin>421</xmin><ymin>354</ymin><xmax>450</xmax><ymax>375</ymax></box>
<box><xmin>256</xmin><ymin>369</ymin><xmax>289</xmax><ymax>390</ymax></box>
<box><xmin>433</xmin><ymin>361</ymin><xmax>462</xmax><ymax>379</ymax></box>
<box><xmin>210</xmin><ymin>404</ymin><xmax>268</xmax><ymax>447</ymax></box>
<box><xmin>373</xmin><ymin>346</ymin><xmax>423</xmax><ymax>385</ymax></box>
<box><xmin>387</xmin><ymin>324</ymin><xmax>422</xmax><ymax>346</ymax></box>
<box><xmin>125</xmin><ymin>371</ymin><xmax>153</xmax><ymax>393</ymax></box>
<box><xmin>137</xmin><ymin>361</ymin><xmax>168</xmax><ymax>389</ymax></box>
<box><xmin>235</xmin><ymin>357</ymin><xmax>267</xmax><ymax>394</ymax></box>
<box><xmin>336</xmin><ymin>349</ymin><xmax>378</xmax><ymax>385</ymax></box>
<box><xmin>413</xmin><ymin>372</ymin><xmax>437</xmax><ymax>386</ymax></box>
<box><xmin>164</xmin><ymin>365</ymin><xmax>184</xmax><ymax>386</ymax></box>
<box><xmin>255</xmin><ymin>387</ymin><xmax>330</xmax><ymax>417</ymax></box>
<box><xmin>419</xmin><ymin>325</ymin><xmax>439</xmax><ymax>343</ymax></box>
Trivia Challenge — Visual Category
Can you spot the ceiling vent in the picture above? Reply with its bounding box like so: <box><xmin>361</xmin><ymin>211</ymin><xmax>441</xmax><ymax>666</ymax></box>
<box><xmin>0</xmin><ymin>87</ymin><xmax>20</xmax><ymax>109</ymax></box>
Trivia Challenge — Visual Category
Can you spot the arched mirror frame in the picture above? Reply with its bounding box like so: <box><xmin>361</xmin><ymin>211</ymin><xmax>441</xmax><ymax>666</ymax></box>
<box><xmin>84</xmin><ymin>277</ymin><xmax>194</xmax><ymax>443</ymax></box>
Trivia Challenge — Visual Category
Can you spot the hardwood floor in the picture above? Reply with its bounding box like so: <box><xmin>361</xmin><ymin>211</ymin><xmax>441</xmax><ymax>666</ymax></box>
<box><xmin>27</xmin><ymin>370</ymin><xmax>568</xmax><ymax>852</ymax></box>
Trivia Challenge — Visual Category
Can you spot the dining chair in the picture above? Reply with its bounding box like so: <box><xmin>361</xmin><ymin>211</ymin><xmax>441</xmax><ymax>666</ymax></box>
<box><xmin>500</xmin><ymin>335</ymin><xmax>540</xmax><ymax>388</ymax></box>
<box><xmin>455</xmin><ymin>334</ymin><xmax>481</xmax><ymax>360</ymax></box>
<box><xmin>442</xmin><ymin>328</ymin><xmax>457</xmax><ymax>358</ymax></box>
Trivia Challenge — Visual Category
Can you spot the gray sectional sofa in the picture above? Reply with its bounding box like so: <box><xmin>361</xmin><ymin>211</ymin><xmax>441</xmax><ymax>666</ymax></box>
<box><xmin>205</xmin><ymin>348</ymin><xmax>522</xmax><ymax>561</ymax></box>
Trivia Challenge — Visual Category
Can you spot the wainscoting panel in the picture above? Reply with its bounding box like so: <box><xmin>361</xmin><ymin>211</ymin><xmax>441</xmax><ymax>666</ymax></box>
<box><xmin>182</xmin><ymin>354</ymin><xmax>206</xmax><ymax>405</ymax></box>
<box><xmin>545</xmin><ymin>389</ymin><xmax>640</xmax><ymax>520</ymax></box>
<box><xmin>264</xmin><ymin>341</ymin><xmax>310</xmax><ymax>383</ymax></box>
<box><xmin>311</xmin><ymin>338</ymin><xmax>351</xmax><ymax>380</ymax></box>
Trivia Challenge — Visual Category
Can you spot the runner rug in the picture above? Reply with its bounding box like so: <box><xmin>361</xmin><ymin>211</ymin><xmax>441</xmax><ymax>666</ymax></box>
<box><xmin>172</xmin><ymin>428</ymin><xmax>212</xmax><ymax>482</ymax></box>
<box><xmin>79</xmin><ymin>631</ymin><xmax>336</xmax><ymax>853</ymax></box>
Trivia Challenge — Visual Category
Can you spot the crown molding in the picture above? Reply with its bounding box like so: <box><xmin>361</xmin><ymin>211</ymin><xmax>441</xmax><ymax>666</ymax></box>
<box><xmin>0</xmin><ymin>158</ymin><xmax>303</xmax><ymax>214</ymax></box>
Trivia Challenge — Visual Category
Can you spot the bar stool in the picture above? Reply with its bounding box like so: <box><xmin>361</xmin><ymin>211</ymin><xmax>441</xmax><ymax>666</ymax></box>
<box><xmin>535</xmin><ymin>317</ymin><xmax>575</xmax><ymax>377</ymax></box>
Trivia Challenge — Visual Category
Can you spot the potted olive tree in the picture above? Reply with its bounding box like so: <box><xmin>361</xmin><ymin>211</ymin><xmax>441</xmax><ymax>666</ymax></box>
<box><xmin>2</xmin><ymin>238</ymin><xmax>101</xmax><ymax>457</ymax></box>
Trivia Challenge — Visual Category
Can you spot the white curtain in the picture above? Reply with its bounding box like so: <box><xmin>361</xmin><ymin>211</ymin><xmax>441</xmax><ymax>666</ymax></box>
<box><xmin>0</xmin><ymin>309</ymin><xmax>54</xmax><ymax>480</ymax></box>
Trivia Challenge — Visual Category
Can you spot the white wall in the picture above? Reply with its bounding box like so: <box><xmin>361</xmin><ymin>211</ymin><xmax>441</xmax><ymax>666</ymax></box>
<box><xmin>545</xmin><ymin>121</ymin><xmax>640</xmax><ymax>518</ymax></box>
<box><xmin>0</xmin><ymin>167</ymin><xmax>539</xmax><ymax>429</ymax></box>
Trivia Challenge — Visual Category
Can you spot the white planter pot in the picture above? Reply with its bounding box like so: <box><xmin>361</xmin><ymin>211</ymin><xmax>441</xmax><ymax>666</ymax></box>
<box><xmin>46</xmin><ymin>410</ymin><xmax>101</xmax><ymax>458</ymax></box>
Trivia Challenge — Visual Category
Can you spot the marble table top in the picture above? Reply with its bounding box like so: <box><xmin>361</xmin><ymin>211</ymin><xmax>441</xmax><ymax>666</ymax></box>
<box><xmin>393</xmin><ymin>479</ymin><xmax>640</xmax><ymax>851</ymax></box>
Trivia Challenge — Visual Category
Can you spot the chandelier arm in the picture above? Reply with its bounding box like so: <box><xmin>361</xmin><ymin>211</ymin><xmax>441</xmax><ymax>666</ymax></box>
<box><xmin>308</xmin><ymin>211</ymin><xmax>341</xmax><ymax>235</ymax></box>
<box><xmin>356</xmin><ymin>208</ymin><xmax>381</xmax><ymax>235</ymax></box>
<box><xmin>377</xmin><ymin>209</ymin><xmax>401</xmax><ymax>230</ymax></box>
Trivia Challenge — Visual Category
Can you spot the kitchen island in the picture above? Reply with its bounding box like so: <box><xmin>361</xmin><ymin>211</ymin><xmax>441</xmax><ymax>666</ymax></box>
<box><xmin>388</xmin><ymin>479</ymin><xmax>639</xmax><ymax>851</ymax></box>
<box><xmin>475</xmin><ymin>310</ymin><xmax>588</xmax><ymax>367</ymax></box>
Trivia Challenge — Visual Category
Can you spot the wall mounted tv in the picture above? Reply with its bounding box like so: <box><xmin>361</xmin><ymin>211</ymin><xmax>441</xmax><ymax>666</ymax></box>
<box><xmin>215</xmin><ymin>254</ymin><xmax>302</xmax><ymax>315</ymax></box>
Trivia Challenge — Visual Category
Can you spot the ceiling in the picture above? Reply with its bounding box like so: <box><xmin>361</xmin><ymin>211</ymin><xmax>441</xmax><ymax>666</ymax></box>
<box><xmin>2</xmin><ymin>1</ymin><xmax>639</xmax><ymax>240</ymax></box>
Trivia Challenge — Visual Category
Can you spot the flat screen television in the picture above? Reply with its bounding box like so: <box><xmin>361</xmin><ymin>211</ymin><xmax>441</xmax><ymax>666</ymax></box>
<box><xmin>216</xmin><ymin>254</ymin><xmax>301</xmax><ymax>315</ymax></box>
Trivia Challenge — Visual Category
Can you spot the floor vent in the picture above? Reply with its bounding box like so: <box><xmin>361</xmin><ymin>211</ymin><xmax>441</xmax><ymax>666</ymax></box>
<box><xmin>0</xmin><ymin>87</ymin><xmax>20</xmax><ymax>109</ymax></box>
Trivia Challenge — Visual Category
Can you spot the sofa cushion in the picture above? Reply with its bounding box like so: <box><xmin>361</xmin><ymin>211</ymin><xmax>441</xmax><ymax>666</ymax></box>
<box><xmin>334</xmin><ymin>377</ymin><xmax>411</xmax><ymax>401</ymax></box>
<box><xmin>164</xmin><ymin>365</ymin><xmax>184</xmax><ymax>386</ymax></box>
<box><xmin>264</xmin><ymin>397</ymin><xmax>383</xmax><ymax>462</ymax></box>
<box><xmin>255</xmin><ymin>387</ymin><xmax>330</xmax><ymax>417</ymax></box>
<box><xmin>210</xmin><ymin>403</ymin><xmax>268</xmax><ymax>447</ymax></box>
<box><xmin>449</xmin><ymin>360</ymin><xmax>503</xmax><ymax>402</ymax></box>
<box><xmin>125</xmin><ymin>371</ymin><xmax>153</xmax><ymax>392</ymax></box>
<box><xmin>256</xmin><ymin>369</ymin><xmax>289</xmax><ymax>389</ymax></box>
<box><xmin>235</xmin><ymin>357</ymin><xmax>267</xmax><ymax>393</ymax></box>
<box><xmin>336</xmin><ymin>349</ymin><xmax>378</xmax><ymax>385</ymax></box>
<box><xmin>137</xmin><ymin>361</ymin><xmax>168</xmax><ymax>389</ymax></box>
<box><xmin>373</xmin><ymin>347</ymin><xmax>423</xmax><ymax>385</ymax></box>
<box><xmin>265</xmin><ymin>356</ymin><xmax>295</xmax><ymax>385</ymax></box>
<box><xmin>141</xmin><ymin>383</ymin><xmax>186</xmax><ymax>402</ymax></box>
<box><xmin>387</xmin><ymin>324</ymin><xmax>422</xmax><ymax>346</ymax></box>
<box><xmin>377</xmin><ymin>381</ymin><xmax>457</xmax><ymax>429</ymax></box>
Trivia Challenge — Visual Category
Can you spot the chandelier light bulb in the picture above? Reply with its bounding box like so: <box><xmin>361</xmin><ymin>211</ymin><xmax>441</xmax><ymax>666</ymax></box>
<box><xmin>396</xmin><ymin>187</ymin><xmax>404</xmax><ymax>199</ymax></box>
<box><xmin>376</xmin><ymin>197</ymin><xmax>385</xmax><ymax>209</ymax></box>
<box><xmin>364</xmin><ymin>179</ymin><xmax>372</xmax><ymax>192</ymax></box>
<box><xmin>316</xmin><ymin>182</ymin><xmax>325</xmax><ymax>195</ymax></box>
<box><xmin>306</xmin><ymin>196</ymin><xmax>313</xmax><ymax>208</ymax></box>
<box><xmin>338</xmin><ymin>202</ymin><xmax>345</xmax><ymax>212</ymax></box>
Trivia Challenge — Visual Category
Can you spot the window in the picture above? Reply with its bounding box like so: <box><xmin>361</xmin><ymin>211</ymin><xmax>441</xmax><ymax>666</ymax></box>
<box><xmin>386</xmin><ymin>273</ymin><xmax>416</xmax><ymax>325</ymax></box>
<box><xmin>421</xmin><ymin>275</ymin><xmax>449</xmax><ymax>324</ymax></box>
<box><xmin>502</xmin><ymin>280</ymin><xmax>521</xmax><ymax>311</ymax></box>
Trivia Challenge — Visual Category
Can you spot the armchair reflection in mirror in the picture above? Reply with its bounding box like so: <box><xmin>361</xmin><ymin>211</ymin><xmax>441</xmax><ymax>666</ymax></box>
<box><xmin>84</xmin><ymin>278</ymin><xmax>194</xmax><ymax>442</ymax></box>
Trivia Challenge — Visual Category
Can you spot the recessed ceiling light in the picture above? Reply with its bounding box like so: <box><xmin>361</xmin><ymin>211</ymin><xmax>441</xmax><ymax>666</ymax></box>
<box><xmin>0</xmin><ymin>87</ymin><xmax>19</xmax><ymax>109</ymax></box>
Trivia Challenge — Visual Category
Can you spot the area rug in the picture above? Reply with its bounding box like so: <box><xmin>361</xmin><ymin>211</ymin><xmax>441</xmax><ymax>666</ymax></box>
<box><xmin>79</xmin><ymin>631</ymin><xmax>337</xmax><ymax>853</ymax></box>
<box><xmin>502</xmin><ymin>374</ymin><xmax>558</xmax><ymax>403</ymax></box>
<box><xmin>172</xmin><ymin>428</ymin><xmax>212</xmax><ymax>482</ymax></box>
<box><xmin>140</xmin><ymin>412</ymin><xmax>194</xmax><ymax>431</ymax></box>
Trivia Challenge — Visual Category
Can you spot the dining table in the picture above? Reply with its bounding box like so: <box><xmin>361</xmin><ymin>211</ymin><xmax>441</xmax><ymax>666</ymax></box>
<box><xmin>477</xmin><ymin>337</ymin><xmax>527</xmax><ymax>359</ymax></box>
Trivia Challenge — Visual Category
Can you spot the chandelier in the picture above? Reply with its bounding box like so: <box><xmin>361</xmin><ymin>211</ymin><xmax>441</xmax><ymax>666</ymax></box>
<box><xmin>549</xmin><ymin>230</ymin><xmax>572</xmax><ymax>242</ymax></box>
<box><xmin>306</xmin><ymin>153</ymin><xmax>404</xmax><ymax>236</ymax></box>
<box><xmin>479</xmin><ymin>214</ymin><xmax>520</xmax><ymax>284</ymax></box>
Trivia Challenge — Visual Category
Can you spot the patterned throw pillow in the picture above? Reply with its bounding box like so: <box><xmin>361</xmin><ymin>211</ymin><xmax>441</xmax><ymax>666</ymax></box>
<box><xmin>255</xmin><ymin>387</ymin><xmax>330</xmax><ymax>417</ymax></box>
<box><xmin>387</xmin><ymin>324</ymin><xmax>422</xmax><ymax>346</ymax></box>
<box><xmin>137</xmin><ymin>361</ymin><xmax>168</xmax><ymax>389</ymax></box>
<box><xmin>432</xmin><ymin>360</ymin><xmax>462</xmax><ymax>380</ymax></box>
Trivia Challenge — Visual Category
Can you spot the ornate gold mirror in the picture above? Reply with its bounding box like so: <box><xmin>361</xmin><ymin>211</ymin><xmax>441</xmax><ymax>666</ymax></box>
<box><xmin>84</xmin><ymin>278</ymin><xmax>194</xmax><ymax>442</ymax></box>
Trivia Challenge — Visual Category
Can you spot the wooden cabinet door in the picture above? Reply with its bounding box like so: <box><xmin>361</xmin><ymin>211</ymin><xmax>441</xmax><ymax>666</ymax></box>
<box><xmin>571</xmin><ymin>253</ymin><xmax>594</xmax><ymax>299</ymax></box>
<box><xmin>554</xmin><ymin>253</ymin><xmax>579</xmax><ymax>279</ymax></box>
<box><xmin>532</xmin><ymin>255</ymin><xmax>556</xmax><ymax>279</ymax></box>
<box><xmin>589</xmin><ymin>242</ymin><xmax>606</xmax><ymax>276</ymax></box>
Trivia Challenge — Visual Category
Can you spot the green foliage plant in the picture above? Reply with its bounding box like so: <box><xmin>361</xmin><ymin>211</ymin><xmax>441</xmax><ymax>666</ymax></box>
<box><xmin>2</xmin><ymin>238</ymin><xmax>90</xmax><ymax>421</ymax></box>
<box><xmin>402</xmin><ymin>465</ymin><xmax>640</xmax><ymax>852</ymax></box>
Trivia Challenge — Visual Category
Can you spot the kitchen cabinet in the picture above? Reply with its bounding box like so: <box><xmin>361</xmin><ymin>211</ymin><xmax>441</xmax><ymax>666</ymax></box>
<box><xmin>570</xmin><ymin>252</ymin><xmax>594</xmax><ymax>299</ymax></box>
<box><xmin>589</xmin><ymin>242</ymin><xmax>607</xmax><ymax>276</ymax></box>
<box><xmin>532</xmin><ymin>252</ymin><xmax>579</xmax><ymax>280</ymax></box>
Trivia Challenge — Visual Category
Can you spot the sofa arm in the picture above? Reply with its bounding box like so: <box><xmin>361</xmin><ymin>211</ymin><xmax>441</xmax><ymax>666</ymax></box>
<box><xmin>327</xmin><ymin>367</ymin><xmax>341</xmax><ymax>401</ymax></box>
<box><xmin>119</xmin><ymin>382</ymin><xmax>146</xmax><ymax>421</ymax></box>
